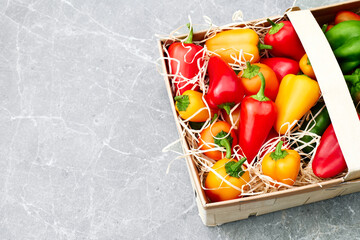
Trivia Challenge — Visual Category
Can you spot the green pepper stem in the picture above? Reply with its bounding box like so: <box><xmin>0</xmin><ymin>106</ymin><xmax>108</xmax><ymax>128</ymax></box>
<box><xmin>210</xmin><ymin>113</ymin><xmax>218</xmax><ymax>124</ymax></box>
<box><xmin>184</xmin><ymin>23</ymin><xmax>193</xmax><ymax>44</ymax></box>
<box><xmin>321</xmin><ymin>24</ymin><xmax>328</xmax><ymax>33</ymax></box>
<box><xmin>225</xmin><ymin>157</ymin><xmax>247</xmax><ymax>178</ymax></box>
<box><xmin>174</xmin><ymin>95</ymin><xmax>190</xmax><ymax>111</ymax></box>
<box><xmin>256</xmin><ymin>72</ymin><xmax>266</xmax><ymax>99</ymax></box>
<box><xmin>251</xmin><ymin>72</ymin><xmax>270</xmax><ymax>102</ymax></box>
<box><xmin>242</xmin><ymin>61</ymin><xmax>261</xmax><ymax>79</ymax></box>
<box><xmin>259</xmin><ymin>43</ymin><xmax>273</xmax><ymax>50</ymax></box>
<box><xmin>238</xmin><ymin>157</ymin><xmax>247</xmax><ymax>166</ymax></box>
<box><xmin>246</xmin><ymin>61</ymin><xmax>251</xmax><ymax>69</ymax></box>
<box><xmin>174</xmin><ymin>96</ymin><xmax>182</xmax><ymax>101</ymax></box>
<box><xmin>307</xmin><ymin>57</ymin><xmax>312</xmax><ymax>66</ymax></box>
<box><xmin>230</xmin><ymin>157</ymin><xmax>247</xmax><ymax>172</ymax></box>
<box><xmin>267</xmin><ymin>19</ymin><xmax>284</xmax><ymax>35</ymax></box>
<box><xmin>223</xmin><ymin>105</ymin><xmax>231</xmax><ymax>115</ymax></box>
<box><xmin>267</xmin><ymin>18</ymin><xmax>276</xmax><ymax>27</ymax></box>
<box><xmin>270</xmin><ymin>141</ymin><xmax>289</xmax><ymax>160</ymax></box>
<box><xmin>220</xmin><ymin>138</ymin><xmax>232</xmax><ymax>159</ymax></box>
<box><xmin>218</xmin><ymin>102</ymin><xmax>234</xmax><ymax>115</ymax></box>
<box><xmin>275</xmin><ymin>141</ymin><xmax>283</xmax><ymax>155</ymax></box>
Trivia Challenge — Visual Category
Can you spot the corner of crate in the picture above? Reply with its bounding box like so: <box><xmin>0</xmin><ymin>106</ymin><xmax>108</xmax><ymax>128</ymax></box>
<box><xmin>195</xmin><ymin>195</ymin><xmax>218</xmax><ymax>227</ymax></box>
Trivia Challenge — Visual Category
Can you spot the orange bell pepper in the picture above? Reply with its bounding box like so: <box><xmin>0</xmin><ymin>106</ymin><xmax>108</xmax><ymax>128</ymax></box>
<box><xmin>238</xmin><ymin>62</ymin><xmax>279</xmax><ymax>101</ymax></box>
<box><xmin>274</xmin><ymin>74</ymin><xmax>321</xmax><ymax>134</ymax></box>
<box><xmin>199</xmin><ymin>121</ymin><xmax>237</xmax><ymax>160</ymax></box>
<box><xmin>205</xmin><ymin>29</ymin><xmax>272</xmax><ymax>65</ymax></box>
<box><xmin>262</xmin><ymin>141</ymin><xmax>300</xmax><ymax>186</ymax></box>
<box><xmin>205</xmin><ymin>157</ymin><xmax>250</xmax><ymax>202</ymax></box>
<box><xmin>299</xmin><ymin>54</ymin><xmax>316</xmax><ymax>79</ymax></box>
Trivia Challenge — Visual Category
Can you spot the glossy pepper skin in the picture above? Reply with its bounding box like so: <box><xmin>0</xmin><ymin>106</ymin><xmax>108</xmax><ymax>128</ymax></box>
<box><xmin>264</xmin><ymin>19</ymin><xmax>305</xmax><ymax>61</ymax></box>
<box><xmin>325</xmin><ymin>20</ymin><xmax>360</xmax><ymax>73</ymax></box>
<box><xmin>205</xmin><ymin>158</ymin><xmax>250</xmax><ymax>202</ymax></box>
<box><xmin>174</xmin><ymin>90</ymin><xmax>211</xmax><ymax>122</ymax></box>
<box><xmin>334</xmin><ymin>10</ymin><xmax>360</xmax><ymax>24</ymax></box>
<box><xmin>262</xmin><ymin>141</ymin><xmax>300</xmax><ymax>186</ymax></box>
<box><xmin>299</xmin><ymin>102</ymin><xmax>331</xmax><ymax>154</ymax></box>
<box><xmin>341</xmin><ymin>60</ymin><xmax>360</xmax><ymax>74</ymax></box>
<box><xmin>168</xmin><ymin>24</ymin><xmax>204</xmax><ymax>95</ymax></box>
<box><xmin>199</xmin><ymin>121</ymin><xmax>238</xmax><ymax>161</ymax></box>
<box><xmin>239</xmin><ymin>73</ymin><xmax>277</xmax><ymax>164</ymax></box>
<box><xmin>205</xmin><ymin>55</ymin><xmax>245</xmax><ymax>114</ymax></box>
<box><xmin>313</xmin><ymin>114</ymin><xmax>360</xmax><ymax>178</ymax></box>
<box><xmin>299</xmin><ymin>54</ymin><xmax>316</xmax><ymax>79</ymax></box>
<box><xmin>260</xmin><ymin>57</ymin><xmax>300</xmax><ymax>83</ymax></box>
<box><xmin>205</xmin><ymin>29</ymin><xmax>272</xmax><ymax>65</ymax></box>
<box><xmin>312</xmin><ymin>124</ymin><xmax>347</xmax><ymax>178</ymax></box>
<box><xmin>274</xmin><ymin>74</ymin><xmax>321</xmax><ymax>134</ymax></box>
<box><xmin>238</xmin><ymin>62</ymin><xmax>279</xmax><ymax>101</ymax></box>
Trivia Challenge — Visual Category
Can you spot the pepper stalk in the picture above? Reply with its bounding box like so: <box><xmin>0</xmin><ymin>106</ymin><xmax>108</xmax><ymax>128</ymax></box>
<box><xmin>225</xmin><ymin>157</ymin><xmax>247</xmax><ymax>178</ymax></box>
<box><xmin>184</xmin><ymin>23</ymin><xmax>193</xmax><ymax>44</ymax></box>
<box><xmin>270</xmin><ymin>141</ymin><xmax>289</xmax><ymax>160</ymax></box>
<box><xmin>214</xmin><ymin>130</ymin><xmax>233</xmax><ymax>159</ymax></box>
<box><xmin>251</xmin><ymin>72</ymin><xmax>270</xmax><ymax>102</ymax></box>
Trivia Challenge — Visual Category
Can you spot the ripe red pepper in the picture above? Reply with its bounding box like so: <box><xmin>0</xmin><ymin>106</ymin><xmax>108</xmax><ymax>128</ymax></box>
<box><xmin>260</xmin><ymin>57</ymin><xmax>300</xmax><ymax>82</ymax></box>
<box><xmin>168</xmin><ymin>24</ymin><xmax>204</xmax><ymax>95</ymax></box>
<box><xmin>239</xmin><ymin>72</ymin><xmax>277</xmax><ymax>164</ymax></box>
<box><xmin>313</xmin><ymin>114</ymin><xmax>360</xmax><ymax>178</ymax></box>
<box><xmin>312</xmin><ymin>124</ymin><xmax>347</xmax><ymax>178</ymax></box>
<box><xmin>264</xmin><ymin>19</ymin><xmax>305</xmax><ymax>61</ymax></box>
<box><xmin>205</xmin><ymin>55</ymin><xmax>244</xmax><ymax>114</ymax></box>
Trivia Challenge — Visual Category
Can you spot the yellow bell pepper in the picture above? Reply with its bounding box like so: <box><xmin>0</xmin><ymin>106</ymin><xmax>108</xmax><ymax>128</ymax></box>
<box><xmin>205</xmin><ymin>29</ymin><xmax>272</xmax><ymax>65</ymax></box>
<box><xmin>262</xmin><ymin>141</ymin><xmax>300</xmax><ymax>186</ymax></box>
<box><xmin>175</xmin><ymin>90</ymin><xmax>211</xmax><ymax>122</ymax></box>
<box><xmin>274</xmin><ymin>74</ymin><xmax>321</xmax><ymax>134</ymax></box>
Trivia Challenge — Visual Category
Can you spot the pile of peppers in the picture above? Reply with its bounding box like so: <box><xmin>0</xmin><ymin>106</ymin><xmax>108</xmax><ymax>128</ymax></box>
<box><xmin>168</xmin><ymin>10</ymin><xmax>360</xmax><ymax>202</ymax></box>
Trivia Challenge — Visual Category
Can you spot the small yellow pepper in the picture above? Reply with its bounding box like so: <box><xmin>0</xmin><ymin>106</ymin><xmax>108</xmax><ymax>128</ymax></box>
<box><xmin>299</xmin><ymin>53</ymin><xmax>316</xmax><ymax>79</ymax></box>
<box><xmin>274</xmin><ymin>74</ymin><xmax>321</xmax><ymax>134</ymax></box>
<box><xmin>175</xmin><ymin>90</ymin><xmax>211</xmax><ymax>122</ymax></box>
<box><xmin>262</xmin><ymin>141</ymin><xmax>300</xmax><ymax>186</ymax></box>
<box><xmin>205</xmin><ymin>29</ymin><xmax>272</xmax><ymax>65</ymax></box>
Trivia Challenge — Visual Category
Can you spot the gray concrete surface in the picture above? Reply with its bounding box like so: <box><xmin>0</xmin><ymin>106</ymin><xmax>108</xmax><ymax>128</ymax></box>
<box><xmin>0</xmin><ymin>0</ymin><xmax>359</xmax><ymax>239</ymax></box>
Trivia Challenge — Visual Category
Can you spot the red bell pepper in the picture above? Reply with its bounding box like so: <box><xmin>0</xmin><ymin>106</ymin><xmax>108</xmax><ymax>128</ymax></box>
<box><xmin>264</xmin><ymin>19</ymin><xmax>305</xmax><ymax>61</ymax></box>
<box><xmin>168</xmin><ymin>24</ymin><xmax>204</xmax><ymax>95</ymax></box>
<box><xmin>239</xmin><ymin>72</ymin><xmax>277</xmax><ymax>164</ymax></box>
<box><xmin>205</xmin><ymin>55</ymin><xmax>244</xmax><ymax>114</ymax></box>
<box><xmin>260</xmin><ymin>57</ymin><xmax>300</xmax><ymax>82</ymax></box>
<box><xmin>312</xmin><ymin>124</ymin><xmax>347</xmax><ymax>178</ymax></box>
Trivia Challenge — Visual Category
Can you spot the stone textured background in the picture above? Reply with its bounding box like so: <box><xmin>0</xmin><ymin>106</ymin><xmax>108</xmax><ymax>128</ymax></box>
<box><xmin>0</xmin><ymin>0</ymin><xmax>359</xmax><ymax>239</ymax></box>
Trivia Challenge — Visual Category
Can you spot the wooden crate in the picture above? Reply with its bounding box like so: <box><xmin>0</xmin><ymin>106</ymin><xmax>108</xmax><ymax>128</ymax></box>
<box><xmin>158</xmin><ymin>0</ymin><xmax>360</xmax><ymax>226</ymax></box>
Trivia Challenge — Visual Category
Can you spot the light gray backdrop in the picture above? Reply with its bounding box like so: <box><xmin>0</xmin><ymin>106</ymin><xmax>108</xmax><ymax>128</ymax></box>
<box><xmin>0</xmin><ymin>0</ymin><xmax>358</xmax><ymax>239</ymax></box>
